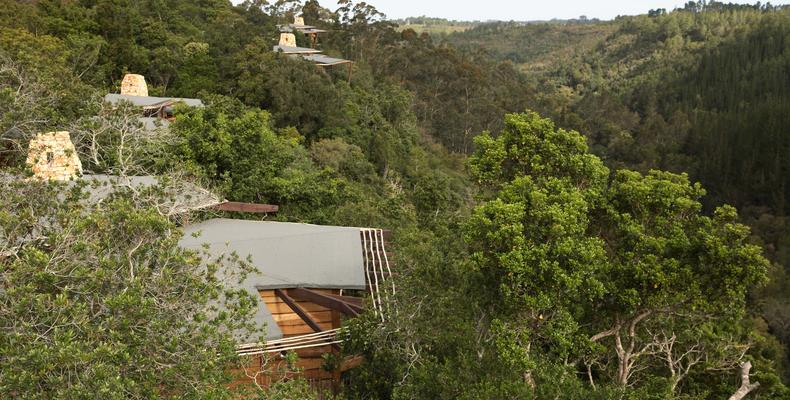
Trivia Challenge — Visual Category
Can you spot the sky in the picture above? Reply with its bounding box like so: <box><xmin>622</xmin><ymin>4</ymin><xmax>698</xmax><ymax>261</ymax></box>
<box><xmin>309</xmin><ymin>0</ymin><xmax>788</xmax><ymax>21</ymax></box>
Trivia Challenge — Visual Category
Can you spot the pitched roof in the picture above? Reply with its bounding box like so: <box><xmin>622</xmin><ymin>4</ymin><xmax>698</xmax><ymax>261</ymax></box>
<box><xmin>179</xmin><ymin>218</ymin><xmax>367</xmax><ymax>340</ymax></box>
<box><xmin>104</xmin><ymin>93</ymin><xmax>204</xmax><ymax>108</ymax></box>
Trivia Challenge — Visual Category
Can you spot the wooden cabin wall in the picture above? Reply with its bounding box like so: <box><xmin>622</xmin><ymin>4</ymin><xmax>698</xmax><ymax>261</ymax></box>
<box><xmin>260</xmin><ymin>289</ymin><xmax>340</xmax><ymax>337</ymax></box>
<box><xmin>230</xmin><ymin>289</ymin><xmax>344</xmax><ymax>389</ymax></box>
<box><xmin>230</xmin><ymin>345</ymin><xmax>339</xmax><ymax>390</ymax></box>
<box><xmin>231</xmin><ymin>231</ymin><xmax>394</xmax><ymax>392</ymax></box>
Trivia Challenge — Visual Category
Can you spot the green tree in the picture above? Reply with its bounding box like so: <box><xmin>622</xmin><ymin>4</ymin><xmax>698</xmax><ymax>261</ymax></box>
<box><xmin>0</xmin><ymin>179</ymin><xmax>260</xmax><ymax>398</ymax></box>
<box><xmin>167</xmin><ymin>99</ymin><xmax>351</xmax><ymax>223</ymax></box>
<box><xmin>466</xmin><ymin>111</ymin><xmax>779</xmax><ymax>397</ymax></box>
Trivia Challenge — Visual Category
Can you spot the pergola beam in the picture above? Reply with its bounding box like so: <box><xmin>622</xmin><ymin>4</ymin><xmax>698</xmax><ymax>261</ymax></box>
<box><xmin>325</xmin><ymin>293</ymin><xmax>363</xmax><ymax>308</ymax></box>
<box><xmin>274</xmin><ymin>289</ymin><xmax>322</xmax><ymax>333</ymax></box>
<box><xmin>288</xmin><ymin>288</ymin><xmax>361</xmax><ymax>317</ymax></box>
<box><xmin>274</xmin><ymin>289</ymin><xmax>343</xmax><ymax>351</ymax></box>
<box><xmin>214</xmin><ymin>201</ymin><xmax>279</xmax><ymax>213</ymax></box>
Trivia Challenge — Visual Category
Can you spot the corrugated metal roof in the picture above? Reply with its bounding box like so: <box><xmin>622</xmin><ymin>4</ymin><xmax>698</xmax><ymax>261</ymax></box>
<box><xmin>104</xmin><ymin>93</ymin><xmax>204</xmax><ymax>108</ymax></box>
<box><xmin>179</xmin><ymin>218</ymin><xmax>367</xmax><ymax>340</ymax></box>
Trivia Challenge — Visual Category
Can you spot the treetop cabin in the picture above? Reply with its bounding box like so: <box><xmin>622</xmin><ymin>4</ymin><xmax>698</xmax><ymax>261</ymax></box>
<box><xmin>104</xmin><ymin>74</ymin><xmax>204</xmax><ymax>130</ymax></box>
<box><xmin>279</xmin><ymin>15</ymin><xmax>329</xmax><ymax>48</ymax></box>
<box><xmin>179</xmin><ymin>218</ymin><xmax>394</xmax><ymax>390</ymax></box>
<box><xmin>17</xmin><ymin>131</ymin><xmax>394</xmax><ymax>393</ymax></box>
<box><xmin>274</xmin><ymin>15</ymin><xmax>354</xmax><ymax>82</ymax></box>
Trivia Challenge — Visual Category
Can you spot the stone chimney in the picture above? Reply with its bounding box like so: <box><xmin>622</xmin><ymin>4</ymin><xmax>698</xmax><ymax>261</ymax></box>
<box><xmin>26</xmin><ymin>131</ymin><xmax>83</xmax><ymax>181</ymax></box>
<box><xmin>294</xmin><ymin>16</ymin><xmax>305</xmax><ymax>26</ymax></box>
<box><xmin>120</xmin><ymin>74</ymin><xmax>148</xmax><ymax>97</ymax></box>
<box><xmin>279</xmin><ymin>32</ymin><xmax>297</xmax><ymax>47</ymax></box>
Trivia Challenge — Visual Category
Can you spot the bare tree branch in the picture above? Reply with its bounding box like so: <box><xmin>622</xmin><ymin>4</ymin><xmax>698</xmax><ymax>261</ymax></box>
<box><xmin>728</xmin><ymin>361</ymin><xmax>760</xmax><ymax>400</ymax></box>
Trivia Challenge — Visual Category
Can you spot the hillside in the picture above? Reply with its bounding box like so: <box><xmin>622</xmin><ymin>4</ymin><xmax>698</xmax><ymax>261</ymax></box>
<box><xmin>393</xmin><ymin>16</ymin><xmax>477</xmax><ymax>34</ymax></box>
<box><xmin>446</xmin><ymin>21</ymin><xmax>616</xmax><ymax>75</ymax></box>
<box><xmin>447</xmin><ymin>2</ymin><xmax>790</xmax><ymax>384</ymax></box>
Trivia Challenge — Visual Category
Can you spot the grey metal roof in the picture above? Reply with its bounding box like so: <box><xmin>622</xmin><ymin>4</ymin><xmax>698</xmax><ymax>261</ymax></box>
<box><xmin>104</xmin><ymin>93</ymin><xmax>204</xmax><ymax>108</ymax></box>
<box><xmin>272</xmin><ymin>45</ymin><xmax>322</xmax><ymax>54</ymax></box>
<box><xmin>297</xmin><ymin>54</ymin><xmax>352</xmax><ymax>66</ymax></box>
<box><xmin>179</xmin><ymin>218</ymin><xmax>367</xmax><ymax>340</ymax></box>
<box><xmin>180</xmin><ymin>219</ymin><xmax>366</xmax><ymax>289</ymax></box>
<box><xmin>138</xmin><ymin>117</ymin><xmax>170</xmax><ymax>131</ymax></box>
<box><xmin>80</xmin><ymin>175</ymin><xmax>223</xmax><ymax>215</ymax></box>
<box><xmin>277</xmin><ymin>23</ymin><xmax>328</xmax><ymax>34</ymax></box>
<box><xmin>280</xmin><ymin>23</ymin><xmax>317</xmax><ymax>30</ymax></box>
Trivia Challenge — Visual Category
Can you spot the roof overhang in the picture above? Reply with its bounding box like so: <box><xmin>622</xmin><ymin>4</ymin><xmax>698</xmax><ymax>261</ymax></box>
<box><xmin>272</xmin><ymin>45</ymin><xmax>322</xmax><ymax>54</ymax></box>
<box><xmin>293</xmin><ymin>54</ymin><xmax>353</xmax><ymax>66</ymax></box>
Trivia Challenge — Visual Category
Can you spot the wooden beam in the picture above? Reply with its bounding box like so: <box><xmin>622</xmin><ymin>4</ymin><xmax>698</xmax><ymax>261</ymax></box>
<box><xmin>288</xmin><ymin>288</ymin><xmax>360</xmax><ymax>317</ymax></box>
<box><xmin>339</xmin><ymin>355</ymin><xmax>365</xmax><ymax>372</ymax></box>
<box><xmin>215</xmin><ymin>201</ymin><xmax>279</xmax><ymax>213</ymax></box>
<box><xmin>274</xmin><ymin>289</ymin><xmax>322</xmax><ymax>333</ymax></box>
<box><xmin>325</xmin><ymin>293</ymin><xmax>364</xmax><ymax>308</ymax></box>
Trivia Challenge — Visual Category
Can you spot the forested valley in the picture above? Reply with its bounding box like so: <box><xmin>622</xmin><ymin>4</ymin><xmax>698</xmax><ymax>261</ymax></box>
<box><xmin>0</xmin><ymin>0</ymin><xmax>788</xmax><ymax>399</ymax></box>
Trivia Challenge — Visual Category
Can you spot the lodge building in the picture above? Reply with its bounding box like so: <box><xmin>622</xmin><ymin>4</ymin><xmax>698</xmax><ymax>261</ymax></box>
<box><xmin>22</xmin><ymin>115</ymin><xmax>393</xmax><ymax>394</ymax></box>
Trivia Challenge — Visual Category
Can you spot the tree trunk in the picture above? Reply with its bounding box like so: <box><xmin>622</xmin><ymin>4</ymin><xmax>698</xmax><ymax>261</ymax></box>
<box><xmin>728</xmin><ymin>361</ymin><xmax>760</xmax><ymax>400</ymax></box>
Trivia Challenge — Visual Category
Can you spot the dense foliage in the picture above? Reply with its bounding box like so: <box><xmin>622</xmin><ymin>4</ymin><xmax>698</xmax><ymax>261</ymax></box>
<box><xmin>446</xmin><ymin>1</ymin><xmax>790</xmax><ymax>386</ymax></box>
<box><xmin>446</xmin><ymin>21</ymin><xmax>615</xmax><ymax>73</ymax></box>
<box><xmin>467</xmin><ymin>112</ymin><xmax>776</xmax><ymax>397</ymax></box>
<box><xmin>0</xmin><ymin>180</ymin><xmax>261</xmax><ymax>398</ymax></box>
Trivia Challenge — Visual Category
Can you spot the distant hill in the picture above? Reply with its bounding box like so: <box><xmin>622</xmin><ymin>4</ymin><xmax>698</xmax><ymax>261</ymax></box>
<box><xmin>392</xmin><ymin>16</ymin><xmax>478</xmax><ymax>34</ymax></box>
<box><xmin>444</xmin><ymin>21</ymin><xmax>615</xmax><ymax>75</ymax></box>
<box><xmin>393</xmin><ymin>16</ymin><xmax>606</xmax><ymax>37</ymax></box>
<box><xmin>447</xmin><ymin>9</ymin><xmax>790</xmax><ymax>382</ymax></box>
